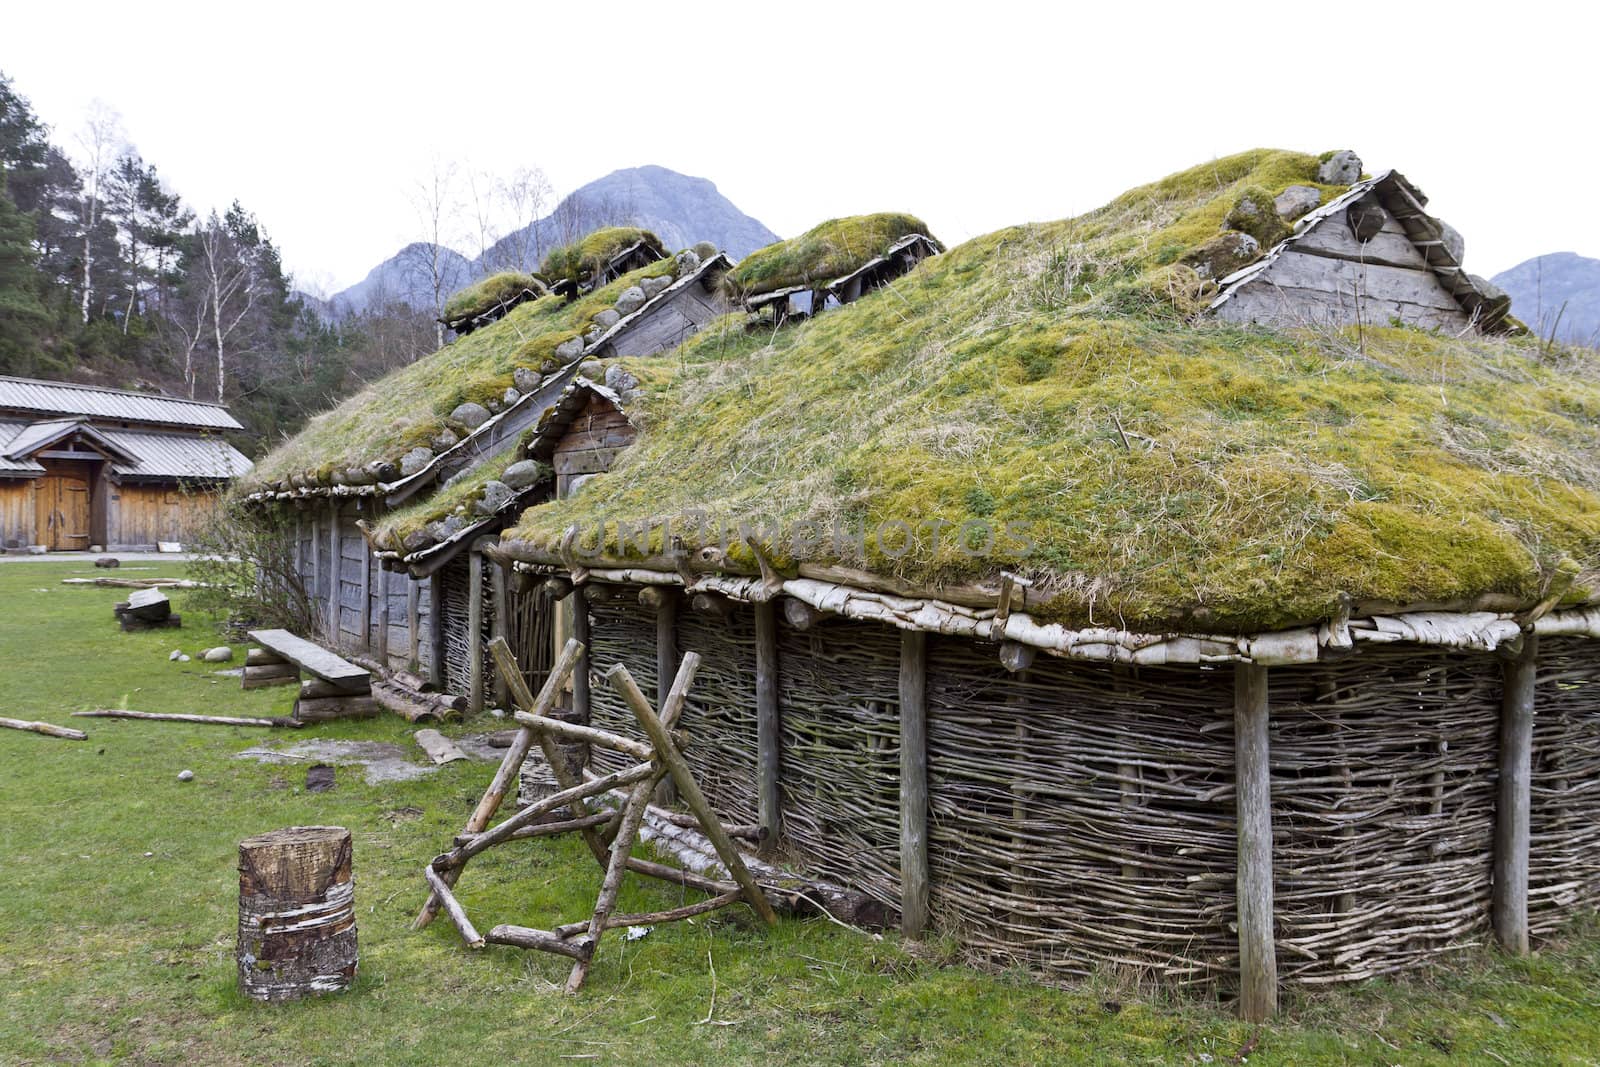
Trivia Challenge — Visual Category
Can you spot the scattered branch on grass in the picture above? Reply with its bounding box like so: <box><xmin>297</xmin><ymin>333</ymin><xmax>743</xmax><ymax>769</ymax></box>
<box><xmin>72</xmin><ymin>709</ymin><xmax>303</xmax><ymax>729</ymax></box>
<box><xmin>0</xmin><ymin>716</ymin><xmax>87</xmax><ymax>740</ymax></box>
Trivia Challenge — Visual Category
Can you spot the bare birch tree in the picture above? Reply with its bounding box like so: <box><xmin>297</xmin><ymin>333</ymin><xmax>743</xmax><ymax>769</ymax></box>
<box><xmin>74</xmin><ymin>102</ymin><xmax>123</xmax><ymax>323</ymax></box>
<box><xmin>405</xmin><ymin>157</ymin><xmax>463</xmax><ymax>348</ymax></box>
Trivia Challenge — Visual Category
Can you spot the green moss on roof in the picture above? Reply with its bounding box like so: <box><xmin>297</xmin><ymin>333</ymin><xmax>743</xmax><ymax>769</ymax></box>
<box><xmin>442</xmin><ymin>272</ymin><xmax>548</xmax><ymax>322</ymax></box>
<box><xmin>373</xmin><ymin>451</ymin><xmax>551</xmax><ymax>550</ymax></box>
<box><xmin>726</xmin><ymin>213</ymin><xmax>942</xmax><ymax>299</ymax></box>
<box><xmin>541</xmin><ymin>227</ymin><xmax>667</xmax><ymax>282</ymax></box>
<box><xmin>504</xmin><ymin>149</ymin><xmax>1600</xmax><ymax>633</ymax></box>
<box><xmin>245</xmin><ymin>264</ymin><xmax>676</xmax><ymax>486</ymax></box>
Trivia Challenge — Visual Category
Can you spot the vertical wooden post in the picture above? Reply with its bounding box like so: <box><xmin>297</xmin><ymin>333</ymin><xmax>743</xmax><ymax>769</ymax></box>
<box><xmin>376</xmin><ymin>567</ymin><xmax>391</xmax><ymax>666</ymax></box>
<box><xmin>654</xmin><ymin>589</ymin><xmax>679</xmax><ymax>806</ymax></box>
<box><xmin>899</xmin><ymin>629</ymin><xmax>929</xmax><ymax>938</ymax></box>
<box><xmin>1234</xmin><ymin>662</ymin><xmax>1277</xmax><ymax>1022</ymax></box>
<box><xmin>326</xmin><ymin>502</ymin><xmax>342</xmax><ymax>642</ymax></box>
<box><xmin>1494</xmin><ymin>633</ymin><xmax>1538</xmax><ymax>955</ymax></box>
<box><xmin>310</xmin><ymin>512</ymin><xmax>322</xmax><ymax>637</ymax></box>
<box><xmin>359</xmin><ymin>536</ymin><xmax>373</xmax><ymax>651</ymax></box>
<box><xmin>428</xmin><ymin>572</ymin><xmax>446</xmax><ymax>689</ymax></box>
<box><xmin>571</xmin><ymin>586</ymin><xmax>591</xmax><ymax>724</ymax></box>
<box><xmin>468</xmin><ymin>549</ymin><xmax>486</xmax><ymax>713</ymax></box>
<box><xmin>754</xmin><ymin>600</ymin><xmax>783</xmax><ymax>850</ymax></box>
<box><xmin>407</xmin><ymin>579</ymin><xmax>420</xmax><ymax>669</ymax></box>
<box><xmin>490</xmin><ymin>554</ymin><xmax>509</xmax><ymax>709</ymax></box>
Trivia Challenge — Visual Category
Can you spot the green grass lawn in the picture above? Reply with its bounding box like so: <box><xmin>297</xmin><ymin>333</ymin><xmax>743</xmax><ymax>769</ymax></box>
<box><xmin>2</xmin><ymin>559</ymin><xmax>1598</xmax><ymax>1065</ymax></box>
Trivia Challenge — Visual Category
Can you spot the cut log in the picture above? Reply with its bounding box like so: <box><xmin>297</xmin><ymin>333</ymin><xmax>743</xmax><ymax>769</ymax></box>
<box><xmin>243</xmin><ymin>663</ymin><xmax>300</xmax><ymax>690</ymax></box>
<box><xmin>415</xmin><ymin>729</ymin><xmax>468</xmax><ymax>765</ymax></box>
<box><xmin>237</xmin><ymin>826</ymin><xmax>357</xmax><ymax>1001</ymax></box>
<box><xmin>247</xmin><ymin>647</ymin><xmax>289</xmax><ymax>667</ymax></box>
<box><xmin>293</xmin><ymin>696</ymin><xmax>380</xmax><ymax>723</ymax></box>
<box><xmin>485</xmin><ymin>924</ymin><xmax>593</xmax><ymax>961</ymax></box>
<box><xmin>300</xmin><ymin>678</ymin><xmax>355</xmax><ymax>700</ymax></box>
<box><xmin>72</xmin><ymin>709</ymin><xmax>302</xmax><ymax>729</ymax></box>
<box><xmin>370</xmin><ymin>681</ymin><xmax>442</xmax><ymax>723</ymax></box>
<box><xmin>0</xmin><ymin>716</ymin><xmax>87</xmax><ymax>740</ymax></box>
<box><xmin>117</xmin><ymin>610</ymin><xmax>181</xmax><ymax>632</ymax></box>
<box><xmin>124</xmin><ymin>588</ymin><xmax>172</xmax><ymax>621</ymax></box>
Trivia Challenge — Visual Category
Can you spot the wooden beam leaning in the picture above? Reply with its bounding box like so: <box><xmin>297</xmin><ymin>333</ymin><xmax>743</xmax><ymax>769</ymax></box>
<box><xmin>412</xmin><ymin>638</ymin><xmax>583</xmax><ymax>930</ymax></box>
<box><xmin>1493</xmin><ymin>632</ymin><xmax>1539</xmax><ymax>955</ymax></box>
<box><xmin>654</xmin><ymin>587</ymin><xmax>680</xmax><ymax>806</ymax></box>
<box><xmin>489</xmin><ymin>637</ymin><xmax>613</xmax><ymax>869</ymax></box>
<box><xmin>754</xmin><ymin>600</ymin><xmax>783</xmax><ymax>851</ymax></box>
<box><xmin>422</xmin><ymin>865</ymin><xmax>484</xmax><ymax>949</ymax></box>
<box><xmin>607</xmin><ymin>660</ymin><xmax>778</xmax><ymax>925</ymax></box>
<box><xmin>511</xmin><ymin>713</ymin><xmax>655</xmax><ymax>761</ymax></box>
<box><xmin>1234</xmin><ymin>662</ymin><xmax>1278</xmax><ymax>1022</ymax></box>
<box><xmin>899</xmin><ymin>629</ymin><xmax>930</xmax><ymax>938</ymax></box>
<box><xmin>564</xmin><ymin>653</ymin><xmax>702</xmax><ymax>993</ymax></box>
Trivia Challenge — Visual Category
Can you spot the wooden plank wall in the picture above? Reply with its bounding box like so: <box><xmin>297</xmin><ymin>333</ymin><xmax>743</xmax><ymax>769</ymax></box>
<box><xmin>0</xmin><ymin>479</ymin><xmax>37</xmax><ymax>549</ymax></box>
<box><xmin>1214</xmin><ymin>203</ymin><xmax>1472</xmax><ymax>332</ymax></box>
<box><xmin>108</xmin><ymin>483</ymin><xmax>219</xmax><ymax>549</ymax></box>
<box><xmin>553</xmin><ymin>394</ymin><xmax>637</xmax><ymax>498</ymax></box>
<box><xmin>593</xmin><ymin>281</ymin><xmax>732</xmax><ymax>360</ymax></box>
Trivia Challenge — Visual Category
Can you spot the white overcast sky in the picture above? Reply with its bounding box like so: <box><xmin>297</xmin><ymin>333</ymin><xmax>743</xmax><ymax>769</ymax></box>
<box><xmin>3</xmin><ymin>1</ymin><xmax>1593</xmax><ymax>293</ymax></box>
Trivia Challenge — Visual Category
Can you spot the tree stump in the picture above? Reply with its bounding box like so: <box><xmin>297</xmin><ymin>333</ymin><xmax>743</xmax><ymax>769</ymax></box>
<box><xmin>237</xmin><ymin>826</ymin><xmax>357</xmax><ymax>1001</ymax></box>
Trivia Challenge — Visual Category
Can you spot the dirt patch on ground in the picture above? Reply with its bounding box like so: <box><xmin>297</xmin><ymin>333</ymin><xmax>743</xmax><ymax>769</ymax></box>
<box><xmin>236</xmin><ymin>736</ymin><xmax>501</xmax><ymax>784</ymax></box>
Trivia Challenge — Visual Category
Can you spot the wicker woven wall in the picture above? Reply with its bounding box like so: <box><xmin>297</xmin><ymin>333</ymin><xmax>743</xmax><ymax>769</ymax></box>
<box><xmin>1531</xmin><ymin>638</ymin><xmax>1600</xmax><ymax>933</ymax></box>
<box><xmin>925</xmin><ymin>637</ymin><xmax>1238</xmax><ymax>985</ymax></box>
<box><xmin>1268</xmin><ymin>649</ymin><xmax>1499</xmax><ymax>984</ymax></box>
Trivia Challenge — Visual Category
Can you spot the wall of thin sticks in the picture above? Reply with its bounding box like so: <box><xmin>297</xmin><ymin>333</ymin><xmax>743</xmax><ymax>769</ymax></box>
<box><xmin>672</xmin><ymin>605</ymin><xmax>760</xmax><ymax>825</ymax></box>
<box><xmin>1268</xmin><ymin>648</ymin><xmax>1499</xmax><ymax>984</ymax></box>
<box><xmin>568</xmin><ymin>589</ymin><xmax>1600</xmax><ymax>992</ymax></box>
<box><xmin>1531</xmin><ymin>638</ymin><xmax>1600</xmax><ymax>934</ymax></box>
<box><xmin>506</xmin><ymin>581</ymin><xmax>556</xmax><ymax>701</ymax></box>
<box><xmin>439</xmin><ymin>557</ymin><xmax>474</xmax><ymax>695</ymax></box>
<box><xmin>586</xmin><ymin>594</ymin><xmax>658</xmax><ymax>775</ymax></box>
<box><xmin>925</xmin><ymin>637</ymin><xmax>1238</xmax><ymax>986</ymax></box>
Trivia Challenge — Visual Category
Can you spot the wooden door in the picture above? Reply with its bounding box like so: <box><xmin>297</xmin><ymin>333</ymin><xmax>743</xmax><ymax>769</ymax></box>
<box><xmin>36</xmin><ymin>463</ymin><xmax>92</xmax><ymax>550</ymax></box>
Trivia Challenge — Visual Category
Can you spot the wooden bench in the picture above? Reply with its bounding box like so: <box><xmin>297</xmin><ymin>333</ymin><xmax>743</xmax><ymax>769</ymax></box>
<box><xmin>245</xmin><ymin>629</ymin><xmax>377</xmax><ymax>723</ymax></box>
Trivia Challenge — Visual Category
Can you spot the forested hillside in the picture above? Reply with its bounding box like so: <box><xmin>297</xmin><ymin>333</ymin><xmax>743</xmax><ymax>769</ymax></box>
<box><xmin>0</xmin><ymin>72</ymin><xmax>439</xmax><ymax>455</ymax></box>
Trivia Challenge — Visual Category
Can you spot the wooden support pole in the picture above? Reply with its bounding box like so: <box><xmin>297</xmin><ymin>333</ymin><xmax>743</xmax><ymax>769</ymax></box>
<box><xmin>490</xmin><ymin>554</ymin><xmax>509</xmax><ymax>709</ymax></box>
<box><xmin>407</xmin><ymin>579</ymin><xmax>420</xmax><ymax>669</ymax></box>
<box><xmin>490</xmin><ymin>638</ymin><xmax>612</xmax><ymax>869</ymax></box>
<box><xmin>468</xmin><ymin>548</ymin><xmax>485</xmax><ymax>713</ymax></box>
<box><xmin>327</xmin><ymin>502</ymin><xmax>341</xmax><ymax>641</ymax></box>
<box><xmin>566</xmin><ymin>768</ymin><xmax>662</xmax><ymax>993</ymax></box>
<box><xmin>428</xmin><ymin>572</ymin><xmax>445</xmax><ymax>689</ymax></box>
<box><xmin>572</xmin><ymin>586</ymin><xmax>591</xmax><ymax>724</ymax></box>
<box><xmin>654</xmin><ymin>588</ymin><xmax>679</xmax><ymax>806</ymax></box>
<box><xmin>377</xmin><ymin>566</ymin><xmax>391</xmax><ymax>665</ymax></box>
<box><xmin>607</xmin><ymin>662</ymin><xmax>778</xmax><ymax>925</ymax></box>
<box><xmin>414</xmin><ymin>639</ymin><xmax>583</xmax><ymax>930</ymax></box>
<box><xmin>1494</xmin><ymin>633</ymin><xmax>1538</xmax><ymax>956</ymax></box>
<box><xmin>360</xmin><ymin>537</ymin><xmax>373</xmax><ymax>650</ymax></box>
<box><xmin>754</xmin><ymin>600</ymin><xmax>783</xmax><ymax>851</ymax></box>
<box><xmin>898</xmin><ymin>629</ymin><xmax>930</xmax><ymax>938</ymax></box>
<box><xmin>1234</xmin><ymin>662</ymin><xmax>1277</xmax><ymax>1022</ymax></box>
<box><xmin>422</xmin><ymin>865</ymin><xmax>484</xmax><ymax>949</ymax></box>
<box><xmin>310</xmin><ymin>512</ymin><xmax>323</xmax><ymax>638</ymax></box>
<box><xmin>511</xmin><ymin>713</ymin><xmax>656</xmax><ymax>761</ymax></box>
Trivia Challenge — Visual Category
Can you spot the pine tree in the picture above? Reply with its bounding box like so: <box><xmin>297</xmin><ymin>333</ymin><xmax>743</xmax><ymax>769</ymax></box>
<box><xmin>0</xmin><ymin>170</ymin><xmax>50</xmax><ymax>375</ymax></box>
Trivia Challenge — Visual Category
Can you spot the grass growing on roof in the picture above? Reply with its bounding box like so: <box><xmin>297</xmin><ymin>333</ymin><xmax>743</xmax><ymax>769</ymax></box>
<box><xmin>441</xmin><ymin>271</ymin><xmax>547</xmax><ymax>322</ymax></box>
<box><xmin>245</xmin><ymin>263</ymin><xmax>679</xmax><ymax>487</ymax></box>
<box><xmin>540</xmin><ymin>226</ymin><xmax>667</xmax><ymax>282</ymax></box>
<box><xmin>372</xmin><ymin>450</ymin><xmax>551</xmax><ymax>550</ymax></box>
<box><xmin>726</xmin><ymin>213</ymin><xmax>942</xmax><ymax>298</ymax></box>
<box><xmin>507</xmin><ymin>149</ymin><xmax>1600</xmax><ymax>633</ymax></box>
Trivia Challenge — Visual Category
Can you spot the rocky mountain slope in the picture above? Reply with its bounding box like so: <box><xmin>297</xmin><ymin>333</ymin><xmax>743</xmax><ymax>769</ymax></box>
<box><xmin>1493</xmin><ymin>252</ymin><xmax>1600</xmax><ymax>347</ymax></box>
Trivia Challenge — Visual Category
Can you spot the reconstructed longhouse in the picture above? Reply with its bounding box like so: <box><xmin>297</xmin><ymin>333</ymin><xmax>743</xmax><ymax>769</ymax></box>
<box><xmin>241</xmin><ymin>149</ymin><xmax>1600</xmax><ymax>1018</ymax></box>
<box><xmin>0</xmin><ymin>375</ymin><xmax>251</xmax><ymax>551</ymax></box>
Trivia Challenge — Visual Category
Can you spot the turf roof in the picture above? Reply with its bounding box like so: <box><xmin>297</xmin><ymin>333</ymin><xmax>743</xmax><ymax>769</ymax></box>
<box><xmin>245</xmin><ymin>260</ymin><xmax>676</xmax><ymax>488</ymax></box>
<box><xmin>504</xmin><ymin>149</ymin><xmax>1600</xmax><ymax>633</ymax></box>
<box><xmin>541</xmin><ymin>226</ymin><xmax>666</xmax><ymax>283</ymax></box>
<box><xmin>726</xmin><ymin>213</ymin><xmax>942</xmax><ymax>299</ymax></box>
<box><xmin>441</xmin><ymin>271</ymin><xmax>547</xmax><ymax>323</ymax></box>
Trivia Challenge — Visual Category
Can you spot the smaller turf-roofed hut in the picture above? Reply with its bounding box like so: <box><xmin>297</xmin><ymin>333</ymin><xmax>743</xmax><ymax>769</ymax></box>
<box><xmin>240</xmin><ymin>239</ymin><xmax>729</xmax><ymax>699</ymax></box>
<box><xmin>467</xmin><ymin>149</ymin><xmax>1600</xmax><ymax>1019</ymax></box>
<box><xmin>0</xmin><ymin>375</ymin><xmax>250</xmax><ymax>552</ymax></box>
<box><xmin>543</xmin><ymin>227</ymin><xmax>670</xmax><ymax>298</ymax></box>
<box><xmin>439</xmin><ymin>272</ymin><xmax>550</xmax><ymax>336</ymax></box>
<box><xmin>726</xmin><ymin>213</ymin><xmax>942</xmax><ymax>322</ymax></box>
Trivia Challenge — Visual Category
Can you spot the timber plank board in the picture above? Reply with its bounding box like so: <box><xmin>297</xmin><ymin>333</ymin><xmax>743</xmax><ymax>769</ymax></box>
<box><xmin>248</xmin><ymin>628</ymin><xmax>370</xmax><ymax>689</ymax></box>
